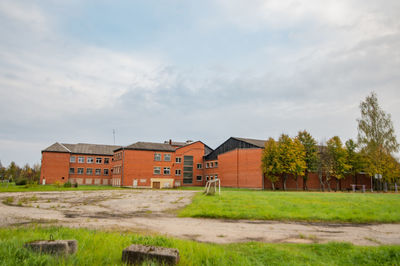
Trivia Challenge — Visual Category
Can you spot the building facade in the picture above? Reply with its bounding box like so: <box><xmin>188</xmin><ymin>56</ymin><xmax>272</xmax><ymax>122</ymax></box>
<box><xmin>40</xmin><ymin>137</ymin><xmax>371</xmax><ymax>190</ymax></box>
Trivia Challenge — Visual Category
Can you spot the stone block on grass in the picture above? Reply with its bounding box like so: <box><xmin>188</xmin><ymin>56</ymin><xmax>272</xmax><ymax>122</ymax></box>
<box><xmin>122</xmin><ymin>244</ymin><xmax>179</xmax><ymax>265</ymax></box>
<box><xmin>25</xmin><ymin>240</ymin><xmax>78</xmax><ymax>255</ymax></box>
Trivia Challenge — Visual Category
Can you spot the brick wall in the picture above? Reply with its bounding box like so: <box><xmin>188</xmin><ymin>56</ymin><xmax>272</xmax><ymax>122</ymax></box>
<box><xmin>40</xmin><ymin>152</ymin><xmax>70</xmax><ymax>184</ymax></box>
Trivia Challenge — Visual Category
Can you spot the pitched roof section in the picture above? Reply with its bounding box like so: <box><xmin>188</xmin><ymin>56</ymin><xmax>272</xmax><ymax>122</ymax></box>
<box><xmin>123</xmin><ymin>142</ymin><xmax>177</xmax><ymax>152</ymax></box>
<box><xmin>42</xmin><ymin>143</ymin><xmax>121</xmax><ymax>155</ymax></box>
<box><xmin>42</xmin><ymin>142</ymin><xmax>70</xmax><ymax>153</ymax></box>
<box><xmin>232</xmin><ymin>137</ymin><xmax>267</xmax><ymax>148</ymax></box>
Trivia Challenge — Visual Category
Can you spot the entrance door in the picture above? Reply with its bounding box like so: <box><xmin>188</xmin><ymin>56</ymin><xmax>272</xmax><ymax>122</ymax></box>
<box><xmin>133</xmin><ymin>180</ymin><xmax>138</xmax><ymax>187</ymax></box>
<box><xmin>153</xmin><ymin>181</ymin><xmax>161</xmax><ymax>189</ymax></box>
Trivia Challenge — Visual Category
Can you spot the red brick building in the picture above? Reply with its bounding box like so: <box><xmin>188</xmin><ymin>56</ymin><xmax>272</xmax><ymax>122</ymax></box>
<box><xmin>40</xmin><ymin>137</ymin><xmax>371</xmax><ymax>190</ymax></box>
<box><xmin>40</xmin><ymin>143</ymin><xmax>120</xmax><ymax>185</ymax></box>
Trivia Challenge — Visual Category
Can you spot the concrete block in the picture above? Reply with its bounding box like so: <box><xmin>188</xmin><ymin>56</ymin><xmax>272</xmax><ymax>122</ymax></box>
<box><xmin>25</xmin><ymin>240</ymin><xmax>78</xmax><ymax>255</ymax></box>
<box><xmin>122</xmin><ymin>244</ymin><xmax>179</xmax><ymax>265</ymax></box>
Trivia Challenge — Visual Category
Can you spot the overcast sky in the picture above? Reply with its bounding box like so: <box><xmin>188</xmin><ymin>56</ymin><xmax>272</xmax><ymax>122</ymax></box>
<box><xmin>1</xmin><ymin>0</ymin><xmax>400</xmax><ymax>166</ymax></box>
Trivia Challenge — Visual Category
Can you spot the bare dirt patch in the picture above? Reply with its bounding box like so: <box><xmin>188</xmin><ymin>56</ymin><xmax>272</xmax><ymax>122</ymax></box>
<box><xmin>1</xmin><ymin>190</ymin><xmax>400</xmax><ymax>246</ymax></box>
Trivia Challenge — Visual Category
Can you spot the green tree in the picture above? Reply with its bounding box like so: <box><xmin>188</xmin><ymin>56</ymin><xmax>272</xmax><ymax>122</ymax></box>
<box><xmin>6</xmin><ymin>161</ymin><xmax>20</xmax><ymax>182</ymax></box>
<box><xmin>261</xmin><ymin>138</ymin><xmax>280</xmax><ymax>190</ymax></box>
<box><xmin>316</xmin><ymin>143</ymin><xmax>333</xmax><ymax>191</ymax></box>
<box><xmin>297</xmin><ymin>130</ymin><xmax>318</xmax><ymax>190</ymax></box>
<box><xmin>277</xmin><ymin>134</ymin><xmax>306</xmax><ymax>191</ymax></box>
<box><xmin>357</xmin><ymin>92</ymin><xmax>399</xmax><ymax>185</ymax></box>
<box><xmin>327</xmin><ymin>136</ymin><xmax>350</xmax><ymax>191</ymax></box>
<box><xmin>345</xmin><ymin>139</ymin><xmax>364</xmax><ymax>184</ymax></box>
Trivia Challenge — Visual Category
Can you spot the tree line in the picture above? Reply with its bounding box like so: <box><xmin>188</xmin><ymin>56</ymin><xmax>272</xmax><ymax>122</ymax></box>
<box><xmin>262</xmin><ymin>92</ymin><xmax>400</xmax><ymax>191</ymax></box>
<box><xmin>0</xmin><ymin>161</ymin><xmax>41</xmax><ymax>185</ymax></box>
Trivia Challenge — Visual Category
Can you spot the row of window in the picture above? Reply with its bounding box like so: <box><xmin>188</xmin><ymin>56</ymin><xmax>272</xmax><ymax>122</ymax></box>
<box><xmin>69</xmin><ymin>167</ymin><xmax>109</xmax><ymax>176</ymax></box>
<box><xmin>70</xmin><ymin>156</ymin><xmax>110</xmax><ymax>164</ymax></box>
<box><xmin>154</xmin><ymin>153</ymin><xmax>172</xmax><ymax>161</ymax></box>
<box><xmin>205</xmin><ymin>161</ymin><xmax>218</xmax><ymax>168</ymax></box>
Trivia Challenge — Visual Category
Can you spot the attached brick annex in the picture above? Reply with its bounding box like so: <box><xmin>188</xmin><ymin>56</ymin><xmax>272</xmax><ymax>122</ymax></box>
<box><xmin>40</xmin><ymin>137</ymin><xmax>371</xmax><ymax>190</ymax></box>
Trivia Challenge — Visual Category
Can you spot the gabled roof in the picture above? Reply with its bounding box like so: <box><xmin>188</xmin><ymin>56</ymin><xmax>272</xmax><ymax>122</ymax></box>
<box><xmin>42</xmin><ymin>143</ymin><xmax>121</xmax><ymax>155</ymax></box>
<box><xmin>232</xmin><ymin>137</ymin><xmax>267</xmax><ymax>148</ymax></box>
<box><xmin>121</xmin><ymin>142</ymin><xmax>177</xmax><ymax>152</ymax></box>
<box><xmin>42</xmin><ymin>142</ymin><xmax>70</xmax><ymax>153</ymax></box>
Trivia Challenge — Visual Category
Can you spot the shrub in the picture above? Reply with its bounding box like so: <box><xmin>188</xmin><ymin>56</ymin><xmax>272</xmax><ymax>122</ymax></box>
<box><xmin>15</xmin><ymin>179</ymin><xmax>27</xmax><ymax>186</ymax></box>
<box><xmin>73</xmin><ymin>183</ymin><xmax>78</xmax><ymax>188</ymax></box>
<box><xmin>63</xmin><ymin>181</ymin><xmax>72</xmax><ymax>188</ymax></box>
<box><xmin>53</xmin><ymin>181</ymin><xmax>62</xmax><ymax>188</ymax></box>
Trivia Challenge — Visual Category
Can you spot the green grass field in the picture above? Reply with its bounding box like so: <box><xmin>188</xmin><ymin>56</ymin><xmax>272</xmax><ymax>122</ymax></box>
<box><xmin>0</xmin><ymin>226</ymin><xmax>399</xmax><ymax>265</ymax></box>
<box><xmin>179</xmin><ymin>191</ymin><xmax>400</xmax><ymax>223</ymax></box>
<box><xmin>0</xmin><ymin>184</ymin><xmax>127</xmax><ymax>193</ymax></box>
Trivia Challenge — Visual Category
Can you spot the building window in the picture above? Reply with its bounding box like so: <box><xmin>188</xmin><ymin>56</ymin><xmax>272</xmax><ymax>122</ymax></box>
<box><xmin>183</xmin><ymin>156</ymin><xmax>193</xmax><ymax>184</ymax></box>
<box><xmin>210</xmin><ymin>175</ymin><xmax>214</xmax><ymax>180</ymax></box>
<box><xmin>215</xmin><ymin>162</ymin><xmax>218</xmax><ymax>168</ymax></box>
<box><xmin>69</xmin><ymin>168</ymin><xmax>75</xmax><ymax>174</ymax></box>
<box><xmin>96</xmin><ymin>158</ymin><xmax>102</xmax><ymax>164</ymax></box>
<box><xmin>154</xmin><ymin>153</ymin><xmax>161</xmax><ymax>161</ymax></box>
<box><xmin>104</xmin><ymin>158</ymin><xmax>109</xmax><ymax>164</ymax></box>
<box><xmin>77</xmin><ymin>168</ymin><xmax>84</xmax><ymax>174</ymax></box>
<box><xmin>95</xmin><ymin>169</ymin><xmax>101</xmax><ymax>175</ymax></box>
<box><xmin>86</xmin><ymin>168</ymin><xmax>93</xmax><ymax>175</ymax></box>
<box><xmin>153</xmin><ymin>167</ymin><xmax>161</xmax><ymax>175</ymax></box>
<box><xmin>206</xmin><ymin>176</ymin><xmax>209</xmax><ymax>181</ymax></box>
<box><xmin>196</xmin><ymin>175</ymin><xmax>202</xmax><ymax>181</ymax></box>
<box><xmin>164</xmin><ymin>167</ymin><xmax>170</xmax><ymax>175</ymax></box>
<box><xmin>70</xmin><ymin>156</ymin><xmax>76</xmax><ymax>163</ymax></box>
<box><xmin>210</xmin><ymin>162</ymin><xmax>214</xmax><ymax>168</ymax></box>
<box><xmin>103</xmin><ymin>169</ymin><xmax>109</xmax><ymax>175</ymax></box>
<box><xmin>87</xmin><ymin>157</ymin><xmax>94</xmax><ymax>163</ymax></box>
<box><xmin>164</xmin><ymin>154</ymin><xmax>171</xmax><ymax>161</ymax></box>
<box><xmin>197</xmin><ymin>163</ymin><xmax>202</xmax><ymax>169</ymax></box>
<box><xmin>215</xmin><ymin>174</ymin><xmax>218</xmax><ymax>180</ymax></box>
<box><xmin>175</xmin><ymin>169</ymin><xmax>181</xmax><ymax>176</ymax></box>
<box><xmin>78</xmin><ymin>157</ymin><xmax>84</xmax><ymax>163</ymax></box>
<box><xmin>206</xmin><ymin>163</ymin><xmax>209</xmax><ymax>168</ymax></box>
<box><xmin>175</xmin><ymin>157</ymin><xmax>181</xmax><ymax>163</ymax></box>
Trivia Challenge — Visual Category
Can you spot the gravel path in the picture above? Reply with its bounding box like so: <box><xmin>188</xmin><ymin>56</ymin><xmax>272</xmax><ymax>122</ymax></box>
<box><xmin>1</xmin><ymin>190</ymin><xmax>399</xmax><ymax>246</ymax></box>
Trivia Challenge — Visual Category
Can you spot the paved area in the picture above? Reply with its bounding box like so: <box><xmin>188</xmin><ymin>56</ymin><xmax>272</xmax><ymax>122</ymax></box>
<box><xmin>1</xmin><ymin>190</ymin><xmax>399</xmax><ymax>246</ymax></box>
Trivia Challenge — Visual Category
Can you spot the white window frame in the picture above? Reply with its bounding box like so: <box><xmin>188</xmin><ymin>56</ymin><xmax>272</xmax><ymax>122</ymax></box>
<box><xmin>210</xmin><ymin>162</ymin><xmax>214</xmax><ymax>168</ymax></box>
<box><xmin>86</xmin><ymin>168</ymin><xmax>93</xmax><ymax>175</ymax></box>
<box><xmin>197</xmin><ymin>163</ymin><xmax>202</xmax><ymax>169</ymax></box>
<box><xmin>163</xmin><ymin>167</ymin><xmax>170</xmax><ymax>175</ymax></box>
<box><xmin>96</xmin><ymin>157</ymin><xmax>102</xmax><ymax>164</ymax></box>
<box><xmin>196</xmin><ymin>175</ymin><xmax>202</xmax><ymax>181</ymax></box>
<box><xmin>154</xmin><ymin>153</ymin><xmax>161</xmax><ymax>161</ymax></box>
<box><xmin>206</xmin><ymin>163</ymin><xmax>209</xmax><ymax>168</ymax></box>
<box><xmin>78</xmin><ymin>157</ymin><xmax>85</xmax><ymax>163</ymax></box>
<box><xmin>87</xmin><ymin>157</ymin><xmax>94</xmax><ymax>163</ymax></box>
<box><xmin>77</xmin><ymin>168</ymin><xmax>84</xmax><ymax>174</ymax></box>
<box><xmin>104</xmin><ymin>158</ymin><xmax>109</xmax><ymax>164</ymax></box>
<box><xmin>69</xmin><ymin>167</ymin><xmax>75</xmax><ymax>174</ymax></box>
<box><xmin>103</xmin><ymin>169</ymin><xmax>109</xmax><ymax>175</ymax></box>
<box><xmin>215</xmin><ymin>162</ymin><xmax>218</xmax><ymax>168</ymax></box>
<box><xmin>70</xmin><ymin>156</ymin><xmax>76</xmax><ymax>163</ymax></box>
<box><xmin>95</xmin><ymin>169</ymin><xmax>101</xmax><ymax>175</ymax></box>
<box><xmin>175</xmin><ymin>169</ymin><xmax>181</xmax><ymax>176</ymax></box>
<box><xmin>175</xmin><ymin>157</ymin><xmax>182</xmax><ymax>163</ymax></box>
<box><xmin>164</xmin><ymin>154</ymin><xmax>171</xmax><ymax>161</ymax></box>
<box><xmin>153</xmin><ymin>167</ymin><xmax>161</xmax><ymax>175</ymax></box>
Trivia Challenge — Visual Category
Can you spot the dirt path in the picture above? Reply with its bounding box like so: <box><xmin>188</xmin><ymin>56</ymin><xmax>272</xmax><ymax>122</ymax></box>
<box><xmin>1</xmin><ymin>190</ymin><xmax>399</xmax><ymax>246</ymax></box>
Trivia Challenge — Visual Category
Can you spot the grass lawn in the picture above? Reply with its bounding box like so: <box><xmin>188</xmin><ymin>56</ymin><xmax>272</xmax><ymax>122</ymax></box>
<box><xmin>0</xmin><ymin>184</ymin><xmax>127</xmax><ymax>193</ymax></box>
<box><xmin>179</xmin><ymin>191</ymin><xmax>400</xmax><ymax>223</ymax></box>
<box><xmin>0</xmin><ymin>226</ymin><xmax>399</xmax><ymax>265</ymax></box>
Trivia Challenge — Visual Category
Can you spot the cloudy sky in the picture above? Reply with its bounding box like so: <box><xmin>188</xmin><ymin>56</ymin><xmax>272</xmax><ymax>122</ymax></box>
<box><xmin>0</xmin><ymin>0</ymin><xmax>399</xmax><ymax>166</ymax></box>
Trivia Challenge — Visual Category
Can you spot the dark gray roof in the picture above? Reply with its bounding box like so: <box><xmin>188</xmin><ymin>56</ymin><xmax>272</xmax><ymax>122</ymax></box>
<box><xmin>123</xmin><ymin>142</ymin><xmax>177</xmax><ymax>152</ymax></box>
<box><xmin>232</xmin><ymin>137</ymin><xmax>267</xmax><ymax>148</ymax></box>
<box><xmin>43</xmin><ymin>143</ymin><xmax>121</xmax><ymax>155</ymax></box>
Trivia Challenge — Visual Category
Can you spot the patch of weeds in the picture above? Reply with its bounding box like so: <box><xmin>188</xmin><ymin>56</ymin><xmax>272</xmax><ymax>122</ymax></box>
<box><xmin>299</xmin><ymin>233</ymin><xmax>318</xmax><ymax>242</ymax></box>
<box><xmin>30</xmin><ymin>195</ymin><xmax>38</xmax><ymax>202</ymax></box>
<box><xmin>2</xmin><ymin>196</ymin><xmax>14</xmax><ymax>205</ymax></box>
